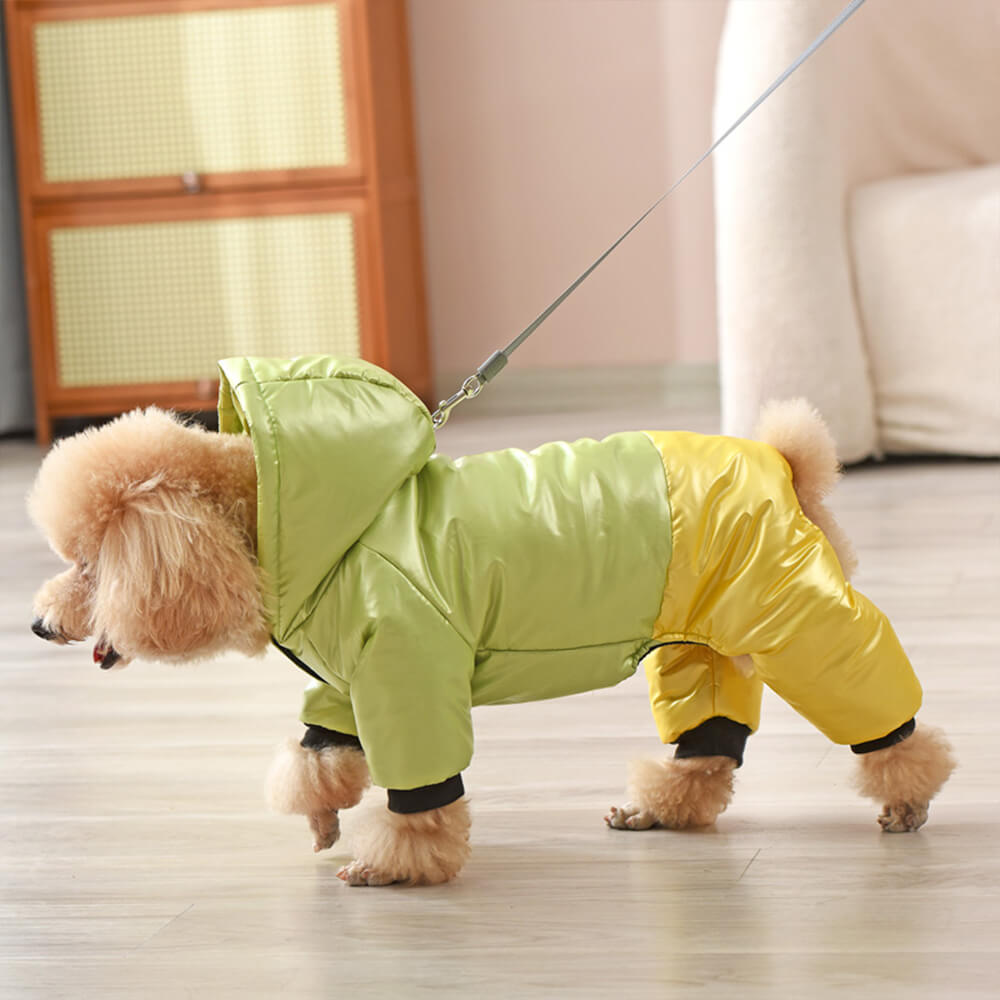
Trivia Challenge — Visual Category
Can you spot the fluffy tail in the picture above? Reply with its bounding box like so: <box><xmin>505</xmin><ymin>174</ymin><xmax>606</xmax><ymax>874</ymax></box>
<box><xmin>755</xmin><ymin>399</ymin><xmax>858</xmax><ymax>579</ymax></box>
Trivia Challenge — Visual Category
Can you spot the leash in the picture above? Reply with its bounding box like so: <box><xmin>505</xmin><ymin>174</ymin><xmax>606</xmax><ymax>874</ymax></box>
<box><xmin>431</xmin><ymin>0</ymin><xmax>869</xmax><ymax>429</ymax></box>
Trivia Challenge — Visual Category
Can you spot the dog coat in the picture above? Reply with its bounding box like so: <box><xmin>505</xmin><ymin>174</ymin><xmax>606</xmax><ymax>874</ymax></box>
<box><xmin>217</xmin><ymin>356</ymin><xmax>922</xmax><ymax>795</ymax></box>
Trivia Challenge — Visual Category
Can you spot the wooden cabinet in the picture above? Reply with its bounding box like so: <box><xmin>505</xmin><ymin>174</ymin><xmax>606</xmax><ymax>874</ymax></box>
<box><xmin>5</xmin><ymin>0</ymin><xmax>430</xmax><ymax>443</ymax></box>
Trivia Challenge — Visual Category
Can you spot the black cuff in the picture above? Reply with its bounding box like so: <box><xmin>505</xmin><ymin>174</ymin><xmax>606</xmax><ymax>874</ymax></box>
<box><xmin>301</xmin><ymin>724</ymin><xmax>363</xmax><ymax>753</ymax></box>
<box><xmin>851</xmin><ymin>718</ymin><xmax>916</xmax><ymax>755</ymax></box>
<box><xmin>387</xmin><ymin>774</ymin><xmax>465</xmax><ymax>814</ymax></box>
<box><xmin>674</xmin><ymin>717</ymin><xmax>752</xmax><ymax>767</ymax></box>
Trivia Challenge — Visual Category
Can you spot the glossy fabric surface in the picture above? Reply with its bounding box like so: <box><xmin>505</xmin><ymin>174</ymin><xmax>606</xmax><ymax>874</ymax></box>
<box><xmin>218</xmin><ymin>356</ymin><xmax>436</xmax><ymax>640</ymax></box>
<box><xmin>218</xmin><ymin>358</ymin><xmax>922</xmax><ymax>789</ymax></box>
<box><xmin>643</xmin><ymin>431</ymin><xmax>922</xmax><ymax>746</ymax></box>
<box><xmin>218</xmin><ymin>357</ymin><xmax>672</xmax><ymax>789</ymax></box>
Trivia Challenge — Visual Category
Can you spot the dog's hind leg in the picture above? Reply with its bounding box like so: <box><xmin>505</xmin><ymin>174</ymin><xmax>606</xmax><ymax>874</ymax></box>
<box><xmin>605</xmin><ymin>800</ymin><xmax>659</xmax><ymax>830</ymax></box>
<box><xmin>852</xmin><ymin>721</ymin><xmax>956</xmax><ymax>832</ymax></box>
<box><xmin>606</xmin><ymin>716</ymin><xmax>750</xmax><ymax>831</ymax></box>
<box><xmin>608</xmin><ymin>644</ymin><xmax>759</xmax><ymax>831</ymax></box>
<box><xmin>606</xmin><ymin>755</ymin><xmax>737</xmax><ymax>830</ymax></box>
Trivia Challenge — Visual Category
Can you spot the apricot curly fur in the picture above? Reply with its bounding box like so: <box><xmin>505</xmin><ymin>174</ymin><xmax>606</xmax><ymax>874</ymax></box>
<box><xmin>266</xmin><ymin>740</ymin><xmax>371</xmax><ymax>852</ymax></box>
<box><xmin>756</xmin><ymin>398</ymin><xmax>858</xmax><ymax>579</ymax></box>
<box><xmin>28</xmin><ymin>408</ymin><xmax>268</xmax><ymax>663</ymax></box>
<box><xmin>630</xmin><ymin>756</ymin><xmax>736</xmax><ymax>828</ymax></box>
<box><xmin>854</xmin><ymin>724</ymin><xmax>956</xmax><ymax>809</ymax></box>
<box><xmin>266</xmin><ymin>739</ymin><xmax>370</xmax><ymax>816</ymax></box>
<box><xmin>342</xmin><ymin>799</ymin><xmax>471</xmax><ymax>886</ymax></box>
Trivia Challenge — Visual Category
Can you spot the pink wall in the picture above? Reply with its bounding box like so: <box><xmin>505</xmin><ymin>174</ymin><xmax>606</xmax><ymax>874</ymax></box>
<box><xmin>406</xmin><ymin>0</ymin><xmax>729</xmax><ymax>384</ymax></box>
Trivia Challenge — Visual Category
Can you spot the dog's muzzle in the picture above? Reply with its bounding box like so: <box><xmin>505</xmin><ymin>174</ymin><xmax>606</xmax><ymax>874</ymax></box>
<box><xmin>31</xmin><ymin>618</ymin><xmax>61</xmax><ymax>642</ymax></box>
<box><xmin>32</xmin><ymin>619</ymin><xmax>123</xmax><ymax>670</ymax></box>
<box><xmin>93</xmin><ymin>639</ymin><xmax>122</xmax><ymax>670</ymax></box>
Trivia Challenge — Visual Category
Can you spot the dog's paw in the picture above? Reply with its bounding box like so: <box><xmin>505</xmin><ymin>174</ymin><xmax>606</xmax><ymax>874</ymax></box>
<box><xmin>337</xmin><ymin>860</ymin><xmax>398</xmax><ymax>887</ymax></box>
<box><xmin>604</xmin><ymin>802</ymin><xmax>659</xmax><ymax>831</ymax></box>
<box><xmin>878</xmin><ymin>802</ymin><xmax>929</xmax><ymax>833</ymax></box>
<box><xmin>308</xmin><ymin>810</ymin><xmax>340</xmax><ymax>852</ymax></box>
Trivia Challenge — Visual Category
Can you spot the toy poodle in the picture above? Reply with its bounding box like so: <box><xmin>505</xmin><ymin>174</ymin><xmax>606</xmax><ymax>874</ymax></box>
<box><xmin>28</xmin><ymin>356</ymin><xmax>955</xmax><ymax>885</ymax></box>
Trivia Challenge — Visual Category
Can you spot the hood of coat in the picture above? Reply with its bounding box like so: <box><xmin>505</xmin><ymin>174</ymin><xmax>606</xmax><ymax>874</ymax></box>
<box><xmin>217</xmin><ymin>356</ymin><xmax>435</xmax><ymax>640</ymax></box>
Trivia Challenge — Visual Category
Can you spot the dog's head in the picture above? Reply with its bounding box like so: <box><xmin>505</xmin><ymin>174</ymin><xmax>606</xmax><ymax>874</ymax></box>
<box><xmin>28</xmin><ymin>407</ymin><xmax>268</xmax><ymax>670</ymax></box>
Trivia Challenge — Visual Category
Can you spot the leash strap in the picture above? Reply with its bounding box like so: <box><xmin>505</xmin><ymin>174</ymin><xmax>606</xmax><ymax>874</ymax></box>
<box><xmin>431</xmin><ymin>0</ymin><xmax>869</xmax><ymax>428</ymax></box>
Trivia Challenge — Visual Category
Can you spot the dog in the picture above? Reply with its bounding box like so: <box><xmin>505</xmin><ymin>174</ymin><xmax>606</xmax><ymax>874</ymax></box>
<box><xmin>28</xmin><ymin>356</ymin><xmax>955</xmax><ymax>886</ymax></box>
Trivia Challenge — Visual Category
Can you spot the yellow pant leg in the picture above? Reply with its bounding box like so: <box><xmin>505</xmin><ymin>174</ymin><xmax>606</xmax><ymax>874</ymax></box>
<box><xmin>644</xmin><ymin>431</ymin><xmax>922</xmax><ymax>747</ymax></box>
<box><xmin>644</xmin><ymin>642</ymin><xmax>763</xmax><ymax>745</ymax></box>
<box><xmin>743</xmin><ymin>558</ymin><xmax>923</xmax><ymax>746</ymax></box>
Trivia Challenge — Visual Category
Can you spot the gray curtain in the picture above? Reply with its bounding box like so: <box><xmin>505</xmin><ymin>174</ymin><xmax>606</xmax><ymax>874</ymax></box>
<box><xmin>0</xmin><ymin>9</ymin><xmax>33</xmax><ymax>435</ymax></box>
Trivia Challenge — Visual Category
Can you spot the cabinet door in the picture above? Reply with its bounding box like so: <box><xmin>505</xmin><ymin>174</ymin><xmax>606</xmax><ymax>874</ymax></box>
<box><xmin>16</xmin><ymin>0</ymin><xmax>361</xmax><ymax>197</ymax></box>
<box><xmin>34</xmin><ymin>196</ymin><xmax>369</xmax><ymax>407</ymax></box>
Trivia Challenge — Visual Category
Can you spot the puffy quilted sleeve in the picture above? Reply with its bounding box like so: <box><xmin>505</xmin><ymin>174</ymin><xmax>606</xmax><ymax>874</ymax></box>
<box><xmin>300</xmin><ymin>678</ymin><xmax>358</xmax><ymax>737</ymax></box>
<box><xmin>347</xmin><ymin>554</ymin><xmax>475</xmax><ymax>791</ymax></box>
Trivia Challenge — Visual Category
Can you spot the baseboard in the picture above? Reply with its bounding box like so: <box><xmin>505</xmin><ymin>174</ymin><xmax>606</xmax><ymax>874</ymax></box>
<box><xmin>432</xmin><ymin>362</ymin><xmax>719</xmax><ymax>417</ymax></box>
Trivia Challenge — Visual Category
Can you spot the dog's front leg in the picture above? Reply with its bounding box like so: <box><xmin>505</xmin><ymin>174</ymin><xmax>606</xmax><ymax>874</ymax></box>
<box><xmin>266</xmin><ymin>732</ymin><xmax>370</xmax><ymax>852</ymax></box>
<box><xmin>337</xmin><ymin>797</ymin><xmax>471</xmax><ymax>886</ymax></box>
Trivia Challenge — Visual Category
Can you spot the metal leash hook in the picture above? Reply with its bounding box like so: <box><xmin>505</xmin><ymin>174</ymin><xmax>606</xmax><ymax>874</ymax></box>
<box><xmin>431</xmin><ymin>350</ymin><xmax>508</xmax><ymax>428</ymax></box>
<box><xmin>430</xmin><ymin>376</ymin><xmax>482</xmax><ymax>429</ymax></box>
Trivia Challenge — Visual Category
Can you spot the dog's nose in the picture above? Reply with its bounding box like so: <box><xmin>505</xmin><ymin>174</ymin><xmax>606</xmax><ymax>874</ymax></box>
<box><xmin>31</xmin><ymin>618</ymin><xmax>60</xmax><ymax>641</ymax></box>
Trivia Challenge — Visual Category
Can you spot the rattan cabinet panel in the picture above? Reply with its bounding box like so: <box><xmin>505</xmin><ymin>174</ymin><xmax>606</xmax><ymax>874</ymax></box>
<box><xmin>50</xmin><ymin>211</ymin><xmax>361</xmax><ymax>386</ymax></box>
<box><xmin>34</xmin><ymin>5</ymin><xmax>350</xmax><ymax>182</ymax></box>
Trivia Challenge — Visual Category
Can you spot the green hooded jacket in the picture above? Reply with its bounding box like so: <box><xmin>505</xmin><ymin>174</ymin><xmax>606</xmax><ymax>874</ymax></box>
<box><xmin>218</xmin><ymin>356</ymin><xmax>672</xmax><ymax>790</ymax></box>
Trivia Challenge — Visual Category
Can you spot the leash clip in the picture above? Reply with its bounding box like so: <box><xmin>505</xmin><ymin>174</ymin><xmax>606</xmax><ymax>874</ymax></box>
<box><xmin>431</xmin><ymin>350</ymin><xmax>509</xmax><ymax>429</ymax></box>
<box><xmin>431</xmin><ymin>374</ymin><xmax>484</xmax><ymax>429</ymax></box>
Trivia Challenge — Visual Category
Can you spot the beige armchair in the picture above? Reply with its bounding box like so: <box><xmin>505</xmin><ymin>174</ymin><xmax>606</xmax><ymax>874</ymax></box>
<box><xmin>713</xmin><ymin>0</ymin><xmax>1000</xmax><ymax>461</ymax></box>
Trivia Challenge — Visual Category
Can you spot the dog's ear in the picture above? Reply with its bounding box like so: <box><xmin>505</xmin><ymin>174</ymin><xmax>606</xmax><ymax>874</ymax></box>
<box><xmin>93</xmin><ymin>479</ymin><xmax>269</xmax><ymax>660</ymax></box>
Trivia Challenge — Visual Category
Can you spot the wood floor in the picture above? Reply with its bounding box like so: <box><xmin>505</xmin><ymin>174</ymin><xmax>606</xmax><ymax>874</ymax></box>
<box><xmin>2</xmin><ymin>388</ymin><xmax>998</xmax><ymax>999</ymax></box>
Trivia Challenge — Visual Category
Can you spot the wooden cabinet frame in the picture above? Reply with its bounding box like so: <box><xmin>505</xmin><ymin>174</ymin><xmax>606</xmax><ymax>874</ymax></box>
<box><xmin>5</xmin><ymin>0</ymin><xmax>430</xmax><ymax>443</ymax></box>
